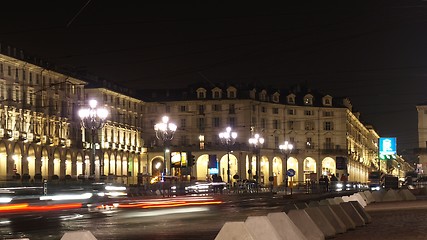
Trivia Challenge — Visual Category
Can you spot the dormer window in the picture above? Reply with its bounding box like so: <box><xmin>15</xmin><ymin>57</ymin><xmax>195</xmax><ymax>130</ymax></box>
<box><xmin>322</xmin><ymin>95</ymin><xmax>332</xmax><ymax>106</ymax></box>
<box><xmin>287</xmin><ymin>94</ymin><xmax>295</xmax><ymax>104</ymax></box>
<box><xmin>272</xmin><ymin>92</ymin><xmax>280</xmax><ymax>103</ymax></box>
<box><xmin>212</xmin><ymin>87</ymin><xmax>222</xmax><ymax>99</ymax></box>
<box><xmin>227</xmin><ymin>86</ymin><xmax>237</xmax><ymax>98</ymax></box>
<box><xmin>196</xmin><ymin>88</ymin><xmax>207</xmax><ymax>99</ymax></box>
<box><xmin>304</xmin><ymin>94</ymin><xmax>313</xmax><ymax>105</ymax></box>
<box><xmin>259</xmin><ymin>90</ymin><xmax>267</xmax><ymax>101</ymax></box>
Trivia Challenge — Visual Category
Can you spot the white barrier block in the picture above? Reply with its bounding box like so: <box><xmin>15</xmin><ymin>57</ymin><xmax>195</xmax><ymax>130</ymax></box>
<box><xmin>288</xmin><ymin>209</ymin><xmax>325</xmax><ymax>240</ymax></box>
<box><xmin>358</xmin><ymin>191</ymin><xmax>370</xmax><ymax>204</ymax></box>
<box><xmin>319</xmin><ymin>199</ymin><xmax>330</xmax><ymax>206</ymax></box>
<box><xmin>329</xmin><ymin>204</ymin><xmax>356</xmax><ymax>230</ymax></box>
<box><xmin>353</xmin><ymin>193</ymin><xmax>367</xmax><ymax>207</ymax></box>
<box><xmin>372</xmin><ymin>190</ymin><xmax>386</xmax><ymax>202</ymax></box>
<box><xmin>340</xmin><ymin>202</ymin><xmax>365</xmax><ymax>227</ymax></box>
<box><xmin>304</xmin><ymin>207</ymin><xmax>336</xmax><ymax>238</ymax></box>
<box><xmin>382</xmin><ymin>189</ymin><xmax>401</xmax><ymax>202</ymax></box>
<box><xmin>267</xmin><ymin>212</ymin><xmax>308</xmax><ymax>240</ymax></box>
<box><xmin>308</xmin><ymin>201</ymin><xmax>320</xmax><ymax>207</ymax></box>
<box><xmin>245</xmin><ymin>216</ymin><xmax>282</xmax><ymax>240</ymax></box>
<box><xmin>363</xmin><ymin>190</ymin><xmax>375</xmax><ymax>203</ymax></box>
<box><xmin>349</xmin><ymin>201</ymin><xmax>372</xmax><ymax>224</ymax></box>
<box><xmin>283</xmin><ymin>204</ymin><xmax>298</xmax><ymax>213</ymax></box>
<box><xmin>333</xmin><ymin>197</ymin><xmax>344</xmax><ymax>204</ymax></box>
<box><xmin>399</xmin><ymin>189</ymin><xmax>416</xmax><ymax>201</ymax></box>
<box><xmin>326</xmin><ymin>198</ymin><xmax>339</xmax><ymax>205</ymax></box>
<box><xmin>318</xmin><ymin>205</ymin><xmax>346</xmax><ymax>234</ymax></box>
<box><xmin>294</xmin><ymin>202</ymin><xmax>308</xmax><ymax>209</ymax></box>
<box><xmin>215</xmin><ymin>222</ymin><xmax>254</xmax><ymax>240</ymax></box>
<box><xmin>61</xmin><ymin>231</ymin><xmax>97</xmax><ymax>240</ymax></box>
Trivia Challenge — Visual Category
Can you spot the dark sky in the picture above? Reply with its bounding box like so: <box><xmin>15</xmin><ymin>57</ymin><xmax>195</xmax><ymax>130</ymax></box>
<box><xmin>0</xmin><ymin>1</ymin><xmax>426</xmax><ymax>157</ymax></box>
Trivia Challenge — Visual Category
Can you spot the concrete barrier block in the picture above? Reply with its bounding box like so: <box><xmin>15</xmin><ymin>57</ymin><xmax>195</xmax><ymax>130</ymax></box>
<box><xmin>382</xmin><ymin>189</ymin><xmax>401</xmax><ymax>202</ymax></box>
<box><xmin>399</xmin><ymin>189</ymin><xmax>416</xmax><ymax>201</ymax></box>
<box><xmin>267</xmin><ymin>212</ymin><xmax>308</xmax><ymax>240</ymax></box>
<box><xmin>349</xmin><ymin>201</ymin><xmax>372</xmax><ymax>224</ymax></box>
<box><xmin>372</xmin><ymin>190</ymin><xmax>385</xmax><ymax>202</ymax></box>
<box><xmin>283</xmin><ymin>203</ymin><xmax>298</xmax><ymax>213</ymax></box>
<box><xmin>294</xmin><ymin>202</ymin><xmax>308</xmax><ymax>209</ymax></box>
<box><xmin>61</xmin><ymin>231</ymin><xmax>97</xmax><ymax>240</ymax></box>
<box><xmin>326</xmin><ymin>198</ymin><xmax>339</xmax><ymax>205</ymax></box>
<box><xmin>215</xmin><ymin>222</ymin><xmax>254</xmax><ymax>240</ymax></box>
<box><xmin>318</xmin><ymin>205</ymin><xmax>346</xmax><ymax>234</ymax></box>
<box><xmin>340</xmin><ymin>202</ymin><xmax>365</xmax><ymax>227</ymax></box>
<box><xmin>288</xmin><ymin>209</ymin><xmax>325</xmax><ymax>240</ymax></box>
<box><xmin>308</xmin><ymin>201</ymin><xmax>320</xmax><ymax>207</ymax></box>
<box><xmin>358</xmin><ymin>191</ymin><xmax>370</xmax><ymax>204</ymax></box>
<box><xmin>333</xmin><ymin>197</ymin><xmax>344</xmax><ymax>204</ymax></box>
<box><xmin>319</xmin><ymin>199</ymin><xmax>330</xmax><ymax>206</ymax></box>
<box><xmin>245</xmin><ymin>216</ymin><xmax>282</xmax><ymax>240</ymax></box>
<box><xmin>304</xmin><ymin>207</ymin><xmax>336</xmax><ymax>238</ymax></box>
<box><xmin>363</xmin><ymin>190</ymin><xmax>375</xmax><ymax>203</ymax></box>
<box><xmin>353</xmin><ymin>193</ymin><xmax>367</xmax><ymax>207</ymax></box>
<box><xmin>329</xmin><ymin>204</ymin><xmax>356</xmax><ymax>230</ymax></box>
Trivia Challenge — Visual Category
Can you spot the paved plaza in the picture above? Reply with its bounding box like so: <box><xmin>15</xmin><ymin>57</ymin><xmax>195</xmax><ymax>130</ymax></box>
<box><xmin>334</xmin><ymin>198</ymin><xmax>427</xmax><ymax>240</ymax></box>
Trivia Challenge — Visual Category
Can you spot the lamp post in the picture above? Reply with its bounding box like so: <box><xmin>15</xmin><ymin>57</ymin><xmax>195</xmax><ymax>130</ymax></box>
<box><xmin>78</xmin><ymin>99</ymin><xmax>109</xmax><ymax>179</ymax></box>
<box><xmin>219</xmin><ymin>127</ymin><xmax>237</xmax><ymax>187</ymax></box>
<box><xmin>154</xmin><ymin>116</ymin><xmax>177</xmax><ymax>176</ymax></box>
<box><xmin>249</xmin><ymin>133</ymin><xmax>264</xmax><ymax>192</ymax></box>
<box><xmin>279</xmin><ymin>141</ymin><xmax>293</xmax><ymax>195</ymax></box>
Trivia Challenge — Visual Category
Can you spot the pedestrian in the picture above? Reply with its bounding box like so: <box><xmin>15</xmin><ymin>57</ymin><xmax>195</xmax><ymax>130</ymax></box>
<box><xmin>324</xmin><ymin>175</ymin><xmax>330</xmax><ymax>192</ymax></box>
<box><xmin>330</xmin><ymin>173</ymin><xmax>338</xmax><ymax>191</ymax></box>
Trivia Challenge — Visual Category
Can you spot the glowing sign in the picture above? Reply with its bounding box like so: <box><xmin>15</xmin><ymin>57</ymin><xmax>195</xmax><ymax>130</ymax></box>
<box><xmin>379</xmin><ymin>137</ymin><xmax>396</xmax><ymax>160</ymax></box>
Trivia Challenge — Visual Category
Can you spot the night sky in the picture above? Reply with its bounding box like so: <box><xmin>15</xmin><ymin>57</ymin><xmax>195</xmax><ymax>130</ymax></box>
<box><xmin>0</xmin><ymin>1</ymin><xmax>426</xmax><ymax>159</ymax></box>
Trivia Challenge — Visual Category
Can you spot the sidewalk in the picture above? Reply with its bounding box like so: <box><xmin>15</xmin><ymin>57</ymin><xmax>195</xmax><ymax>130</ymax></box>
<box><xmin>334</xmin><ymin>197</ymin><xmax>427</xmax><ymax>240</ymax></box>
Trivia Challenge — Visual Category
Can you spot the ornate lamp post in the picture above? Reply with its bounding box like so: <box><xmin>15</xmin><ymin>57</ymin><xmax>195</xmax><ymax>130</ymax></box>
<box><xmin>249</xmin><ymin>133</ymin><xmax>264</xmax><ymax>191</ymax></box>
<box><xmin>219</xmin><ymin>127</ymin><xmax>237</xmax><ymax>187</ymax></box>
<box><xmin>78</xmin><ymin>99</ymin><xmax>109</xmax><ymax>179</ymax></box>
<box><xmin>279</xmin><ymin>141</ymin><xmax>293</xmax><ymax>195</ymax></box>
<box><xmin>154</xmin><ymin>116</ymin><xmax>177</xmax><ymax>176</ymax></box>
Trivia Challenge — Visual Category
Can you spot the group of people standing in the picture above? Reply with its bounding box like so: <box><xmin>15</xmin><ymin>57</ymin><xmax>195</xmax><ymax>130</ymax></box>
<box><xmin>319</xmin><ymin>173</ymin><xmax>340</xmax><ymax>192</ymax></box>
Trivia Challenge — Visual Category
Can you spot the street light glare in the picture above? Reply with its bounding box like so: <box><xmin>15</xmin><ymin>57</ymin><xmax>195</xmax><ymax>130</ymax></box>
<box><xmin>89</xmin><ymin>99</ymin><xmax>98</xmax><ymax>108</ymax></box>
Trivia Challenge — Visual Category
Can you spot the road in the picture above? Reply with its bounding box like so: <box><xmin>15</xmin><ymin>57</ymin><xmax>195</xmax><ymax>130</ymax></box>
<box><xmin>0</xmin><ymin>193</ymin><xmax>297</xmax><ymax>240</ymax></box>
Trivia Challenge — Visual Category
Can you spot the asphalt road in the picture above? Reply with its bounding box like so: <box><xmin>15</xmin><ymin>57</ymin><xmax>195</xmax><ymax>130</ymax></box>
<box><xmin>0</xmin><ymin>193</ymin><xmax>294</xmax><ymax>240</ymax></box>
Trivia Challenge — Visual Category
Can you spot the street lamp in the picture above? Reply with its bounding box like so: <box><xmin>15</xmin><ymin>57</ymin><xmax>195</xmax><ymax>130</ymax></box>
<box><xmin>154</xmin><ymin>116</ymin><xmax>177</xmax><ymax>176</ymax></box>
<box><xmin>78</xmin><ymin>99</ymin><xmax>109</xmax><ymax>179</ymax></box>
<box><xmin>219</xmin><ymin>127</ymin><xmax>237</xmax><ymax>186</ymax></box>
<box><xmin>249</xmin><ymin>133</ymin><xmax>264</xmax><ymax>191</ymax></box>
<box><xmin>279</xmin><ymin>141</ymin><xmax>293</xmax><ymax>195</ymax></box>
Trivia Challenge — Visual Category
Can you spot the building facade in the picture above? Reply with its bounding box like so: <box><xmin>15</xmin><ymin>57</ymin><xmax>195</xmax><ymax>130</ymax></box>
<box><xmin>141</xmin><ymin>84</ymin><xmax>382</xmax><ymax>186</ymax></box>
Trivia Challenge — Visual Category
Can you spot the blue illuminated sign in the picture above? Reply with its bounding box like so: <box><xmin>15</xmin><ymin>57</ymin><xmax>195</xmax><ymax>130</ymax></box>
<box><xmin>379</xmin><ymin>137</ymin><xmax>396</xmax><ymax>160</ymax></box>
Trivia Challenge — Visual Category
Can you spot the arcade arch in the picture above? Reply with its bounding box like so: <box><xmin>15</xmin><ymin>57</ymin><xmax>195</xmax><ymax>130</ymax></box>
<box><xmin>303</xmin><ymin>157</ymin><xmax>316</xmax><ymax>181</ymax></box>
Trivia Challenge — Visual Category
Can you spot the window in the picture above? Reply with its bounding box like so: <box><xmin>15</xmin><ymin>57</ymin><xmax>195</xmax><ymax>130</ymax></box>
<box><xmin>197</xmin><ymin>91</ymin><xmax>206</xmax><ymax>99</ymax></box>
<box><xmin>180</xmin><ymin>119</ymin><xmax>186</xmax><ymax>129</ymax></box>
<box><xmin>272</xmin><ymin>94</ymin><xmax>279</xmax><ymax>102</ymax></box>
<box><xmin>213</xmin><ymin>91</ymin><xmax>220</xmax><ymax>99</ymax></box>
<box><xmin>197</xmin><ymin>118</ymin><xmax>205</xmax><ymax>131</ymax></box>
<box><xmin>325</xmin><ymin>137</ymin><xmax>333</xmax><ymax>149</ymax></box>
<box><xmin>228</xmin><ymin>91</ymin><xmax>235</xmax><ymax>98</ymax></box>
<box><xmin>261</xmin><ymin>106</ymin><xmax>266</xmax><ymax>113</ymax></box>
<box><xmin>274</xmin><ymin>136</ymin><xmax>279</xmax><ymax>147</ymax></box>
<box><xmin>304</xmin><ymin>95</ymin><xmax>313</xmax><ymax>105</ymax></box>
<box><xmin>273</xmin><ymin>119</ymin><xmax>280</xmax><ymax>129</ymax></box>
<box><xmin>198</xmin><ymin>105</ymin><xmax>205</xmax><ymax>115</ymax></box>
<box><xmin>304</xmin><ymin>121</ymin><xmax>315</xmax><ymax>130</ymax></box>
<box><xmin>213</xmin><ymin>104</ymin><xmax>221</xmax><ymax>111</ymax></box>
<box><xmin>304</xmin><ymin>110</ymin><xmax>314</xmax><ymax>116</ymax></box>
<box><xmin>7</xmin><ymin>66</ymin><xmax>11</xmax><ymax>76</ymax></box>
<box><xmin>228</xmin><ymin>117</ymin><xmax>236</xmax><ymax>127</ymax></box>
<box><xmin>180</xmin><ymin>135</ymin><xmax>189</xmax><ymax>146</ymax></box>
<box><xmin>272</xmin><ymin>108</ymin><xmax>279</xmax><ymax>114</ymax></box>
<box><xmin>288</xmin><ymin>109</ymin><xmax>296</xmax><ymax>115</ymax></box>
<box><xmin>323</xmin><ymin>111</ymin><xmax>333</xmax><ymax>117</ymax></box>
<box><xmin>261</xmin><ymin>118</ymin><xmax>266</xmax><ymax>129</ymax></box>
<box><xmin>288</xmin><ymin>121</ymin><xmax>295</xmax><ymax>130</ymax></box>
<box><xmin>180</xmin><ymin>105</ymin><xmax>186</xmax><ymax>112</ymax></box>
<box><xmin>213</xmin><ymin>117</ymin><xmax>220</xmax><ymax>127</ymax></box>
<box><xmin>165</xmin><ymin>105</ymin><xmax>170</xmax><ymax>113</ymax></box>
<box><xmin>229</xmin><ymin>104</ymin><xmax>235</xmax><ymax>114</ymax></box>
<box><xmin>287</xmin><ymin>96</ymin><xmax>295</xmax><ymax>104</ymax></box>
<box><xmin>323</xmin><ymin>121</ymin><xmax>333</xmax><ymax>131</ymax></box>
